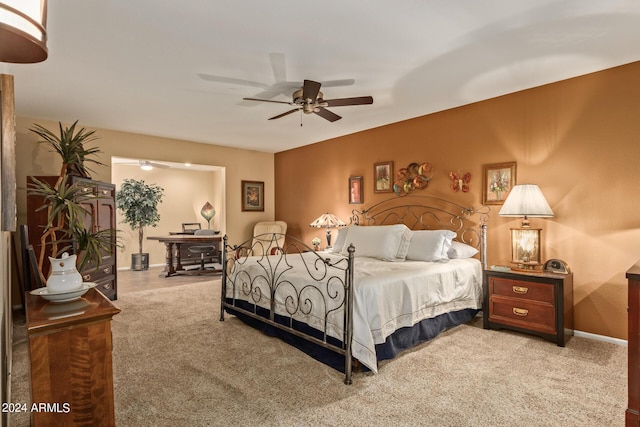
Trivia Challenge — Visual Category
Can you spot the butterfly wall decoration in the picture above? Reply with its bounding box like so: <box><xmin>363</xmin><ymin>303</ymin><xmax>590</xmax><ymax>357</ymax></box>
<box><xmin>449</xmin><ymin>171</ymin><xmax>471</xmax><ymax>192</ymax></box>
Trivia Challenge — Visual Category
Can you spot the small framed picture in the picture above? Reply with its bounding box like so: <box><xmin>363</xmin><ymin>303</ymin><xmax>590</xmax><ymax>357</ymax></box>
<box><xmin>482</xmin><ymin>162</ymin><xmax>516</xmax><ymax>205</ymax></box>
<box><xmin>349</xmin><ymin>176</ymin><xmax>363</xmax><ymax>204</ymax></box>
<box><xmin>241</xmin><ymin>180</ymin><xmax>264</xmax><ymax>211</ymax></box>
<box><xmin>373</xmin><ymin>161</ymin><xmax>394</xmax><ymax>193</ymax></box>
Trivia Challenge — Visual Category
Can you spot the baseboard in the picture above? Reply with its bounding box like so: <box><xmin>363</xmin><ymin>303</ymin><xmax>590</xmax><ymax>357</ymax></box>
<box><xmin>117</xmin><ymin>263</ymin><xmax>164</xmax><ymax>271</ymax></box>
<box><xmin>574</xmin><ymin>330</ymin><xmax>627</xmax><ymax>347</ymax></box>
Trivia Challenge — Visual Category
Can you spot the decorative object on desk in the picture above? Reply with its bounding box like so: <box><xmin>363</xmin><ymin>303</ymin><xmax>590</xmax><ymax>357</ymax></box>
<box><xmin>449</xmin><ymin>170</ymin><xmax>471</xmax><ymax>192</ymax></box>
<box><xmin>349</xmin><ymin>176</ymin><xmax>363</xmax><ymax>204</ymax></box>
<box><xmin>27</xmin><ymin>121</ymin><xmax>118</xmax><ymax>283</ymax></box>
<box><xmin>0</xmin><ymin>0</ymin><xmax>48</xmax><ymax>63</ymax></box>
<box><xmin>309</xmin><ymin>213</ymin><xmax>346</xmax><ymax>249</ymax></box>
<box><xmin>182</xmin><ymin>222</ymin><xmax>201</xmax><ymax>233</ymax></box>
<box><xmin>311</xmin><ymin>237</ymin><xmax>321</xmax><ymax>251</ymax></box>
<box><xmin>373</xmin><ymin>161</ymin><xmax>394</xmax><ymax>193</ymax></box>
<box><xmin>393</xmin><ymin>162</ymin><xmax>432</xmax><ymax>197</ymax></box>
<box><xmin>482</xmin><ymin>162</ymin><xmax>516</xmax><ymax>205</ymax></box>
<box><xmin>241</xmin><ymin>180</ymin><xmax>264</xmax><ymax>211</ymax></box>
<box><xmin>200</xmin><ymin>202</ymin><xmax>216</xmax><ymax>229</ymax></box>
<box><xmin>116</xmin><ymin>178</ymin><xmax>164</xmax><ymax>271</ymax></box>
<box><xmin>499</xmin><ymin>184</ymin><xmax>554</xmax><ymax>270</ymax></box>
<box><xmin>46</xmin><ymin>252</ymin><xmax>82</xmax><ymax>294</ymax></box>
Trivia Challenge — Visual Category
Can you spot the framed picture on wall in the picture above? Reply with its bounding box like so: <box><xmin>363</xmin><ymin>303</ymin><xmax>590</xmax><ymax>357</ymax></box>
<box><xmin>482</xmin><ymin>162</ymin><xmax>516</xmax><ymax>205</ymax></box>
<box><xmin>241</xmin><ymin>180</ymin><xmax>264</xmax><ymax>211</ymax></box>
<box><xmin>349</xmin><ymin>176</ymin><xmax>363</xmax><ymax>204</ymax></box>
<box><xmin>373</xmin><ymin>161</ymin><xmax>394</xmax><ymax>193</ymax></box>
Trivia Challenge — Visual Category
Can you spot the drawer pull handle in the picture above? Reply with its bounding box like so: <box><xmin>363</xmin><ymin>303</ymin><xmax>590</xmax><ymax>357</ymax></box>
<box><xmin>513</xmin><ymin>307</ymin><xmax>529</xmax><ymax>316</ymax></box>
<box><xmin>512</xmin><ymin>286</ymin><xmax>528</xmax><ymax>294</ymax></box>
<box><xmin>103</xmin><ymin>267</ymin><xmax>111</xmax><ymax>274</ymax></box>
<box><xmin>83</xmin><ymin>274</ymin><xmax>91</xmax><ymax>281</ymax></box>
<box><xmin>103</xmin><ymin>283</ymin><xmax>111</xmax><ymax>290</ymax></box>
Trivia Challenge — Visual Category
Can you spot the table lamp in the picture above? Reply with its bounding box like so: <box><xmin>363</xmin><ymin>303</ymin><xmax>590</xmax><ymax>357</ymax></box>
<box><xmin>309</xmin><ymin>213</ymin><xmax>346</xmax><ymax>249</ymax></box>
<box><xmin>200</xmin><ymin>202</ymin><xmax>215</xmax><ymax>229</ymax></box>
<box><xmin>498</xmin><ymin>184</ymin><xmax>554</xmax><ymax>270</ymax></box>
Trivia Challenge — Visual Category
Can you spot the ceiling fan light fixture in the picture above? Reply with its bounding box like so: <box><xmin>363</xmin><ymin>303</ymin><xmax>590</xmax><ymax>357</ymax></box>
<box><xmin>0</xmin><ymin>0</ymin><xmax>48</xmax><ymax>63</ymax></box>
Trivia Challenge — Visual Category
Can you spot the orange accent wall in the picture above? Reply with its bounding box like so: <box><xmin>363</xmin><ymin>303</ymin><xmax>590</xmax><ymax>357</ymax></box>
<box><xmin>275</xmin><ymin>61</ymin><xmax>640</xmax><ymax>340</ymax></box>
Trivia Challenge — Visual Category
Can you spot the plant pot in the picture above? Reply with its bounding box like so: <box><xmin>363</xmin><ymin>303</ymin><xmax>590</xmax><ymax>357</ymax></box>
<box><xmin>131</xmin><ymin>253</ymin><xmax>149</xmax><ymax>271</ymax></box>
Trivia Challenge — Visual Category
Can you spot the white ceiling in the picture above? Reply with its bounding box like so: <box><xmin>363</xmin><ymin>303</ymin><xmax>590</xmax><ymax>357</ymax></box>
<box><xmin>4</xmin><ymin>1</ymin><xmax>640</xmax><ymax>153</ymax></box>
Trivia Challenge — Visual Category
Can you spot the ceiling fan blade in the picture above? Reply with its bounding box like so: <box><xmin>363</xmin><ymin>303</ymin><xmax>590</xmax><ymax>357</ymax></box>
<box><xmin>268</xmin><ymin>109</ymin><xmax>300</xmax><ymax>120</ymax></box>
<box><xmin>324</xmin><ymin>96</ymin><xmax>374</xmax><ymax>107</ymax></box>
<box><xmin>198</xmin><ymin>74</ymin><xmax>269</xmax><ymax>89</ymax></box>
<box><xmin>314</xmin><ymin>107</ymin><xmax>342</xmax><ymax>122</ymax></box>
<box><xmin>243</xmin><ymin>97</ymin><xmax>293</xmax><ymax>105</ymax></box>
<box><xmin>320</xmin><ymin>79</ymin><xmax>355</xmax><ymax>88</ymax></box>
<box><xmin>302</xmin><ymin>80</ymin><xmax>321</xmax><ymax>101</ymax></box>
<box><xmin>269</xmin><ymin>52</ymin><xmax>286</xmax><ymax>82</ymax></box>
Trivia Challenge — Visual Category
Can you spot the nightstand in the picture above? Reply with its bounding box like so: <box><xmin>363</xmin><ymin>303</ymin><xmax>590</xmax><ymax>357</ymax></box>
<box><xmin>483</xmin><ymin>269</ymin><xmax>573</xmax><ymax>346</ymax></box>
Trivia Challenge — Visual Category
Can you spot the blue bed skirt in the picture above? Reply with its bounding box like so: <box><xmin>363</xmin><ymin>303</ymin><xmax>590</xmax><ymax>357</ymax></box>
<box><xmin>224</xmin><ymin>298</ymin><xmax>479</xmax><ymax>373</ymax></box>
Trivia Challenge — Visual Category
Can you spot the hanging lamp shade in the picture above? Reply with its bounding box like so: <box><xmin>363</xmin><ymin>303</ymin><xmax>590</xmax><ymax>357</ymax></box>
<box><xmin>0</xmin><ymin>0</ymin><xmax>48</xmax><ymax>63</ymax></box>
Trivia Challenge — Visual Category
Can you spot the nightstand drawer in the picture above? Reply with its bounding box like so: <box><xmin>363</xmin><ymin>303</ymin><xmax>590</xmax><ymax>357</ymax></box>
<box><xmin>488</xmin><ymin>296</ymin><xmax>556</xmax><ymax>335</ymax></box>
<box><xmin>489</xmin><ymin>277</ymin><xmax>554</xmax><ymax>304</ymax></box>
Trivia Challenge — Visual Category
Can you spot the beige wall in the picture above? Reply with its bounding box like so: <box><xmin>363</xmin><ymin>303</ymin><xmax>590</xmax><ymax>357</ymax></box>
<box><xmin>15</xmin><ymin>117</ymin><xmax>274</xmax><ymax>291</ymax></box>
<box><xmin>275</xmin><ymin>62</ymin><xmax>640</xmax><ymax>340</ymax></box>
<box><xmin>112</xmin><ymin>163</ymin><xmax>224</xmax><ymax>269</ymax></box>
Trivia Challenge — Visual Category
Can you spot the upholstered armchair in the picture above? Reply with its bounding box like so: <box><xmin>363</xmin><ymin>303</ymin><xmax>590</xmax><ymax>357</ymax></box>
<box><xmin>251</xmin><ymin>221</ymin><xmax>287</xmax><ymax>256</ymax></box>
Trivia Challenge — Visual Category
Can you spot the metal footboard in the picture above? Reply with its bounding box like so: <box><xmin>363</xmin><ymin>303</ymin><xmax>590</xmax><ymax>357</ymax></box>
<box><xmin>220</xmin><ymin>233</ymin><xmax>356</xmax><ymax>384</ymax></box>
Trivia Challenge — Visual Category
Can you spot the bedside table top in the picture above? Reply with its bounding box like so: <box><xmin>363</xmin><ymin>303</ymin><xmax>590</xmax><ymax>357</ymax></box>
<box><xmin>485</xmin><ymin>267</ymin><xmax>572</xmax><ymax>280</ymax></box>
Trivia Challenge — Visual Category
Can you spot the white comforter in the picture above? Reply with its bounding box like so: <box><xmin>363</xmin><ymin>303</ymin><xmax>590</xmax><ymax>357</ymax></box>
<box><xmin>226</xmin><ymin>253</ymin><xmax>482</xmax><ymax>373</ymax></box>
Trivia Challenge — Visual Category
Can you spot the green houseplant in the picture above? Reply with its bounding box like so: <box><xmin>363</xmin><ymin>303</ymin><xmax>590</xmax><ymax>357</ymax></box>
<box><xmin>28</xmin><ymin>121</ymin><xmax>118</xmax><ymax>283</ymax></box>
<box><xmin>115</xmin><ymin>178</ymin><xmax>164</xmax><ymax>270</ymax></box>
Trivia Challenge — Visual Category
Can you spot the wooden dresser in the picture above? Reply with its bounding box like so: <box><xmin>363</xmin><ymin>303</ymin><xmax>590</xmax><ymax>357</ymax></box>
<box><xmin>627</xmin><ymin>261</ymin><xmax>640</xmax><ymax>426</ymax></box>
<box><xmin>483</xmin><ymin>269</ymin><xmax>573</xmax><ymax>346</ymax></box>
<box><xmin>26</xmin><ymin>176</ymin><xmax>118</xmax><ymax>300</ymax></box>
<box><xmin>26</xmin><ymin>287</ymin><xmax>120</xmax><ymax>426</ymax></box>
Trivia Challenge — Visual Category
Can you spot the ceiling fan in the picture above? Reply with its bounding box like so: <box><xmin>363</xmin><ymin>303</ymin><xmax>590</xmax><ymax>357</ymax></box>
<box><xmin>112</xmin><ymin>159</ymin><xmax>171</xmax><ymax>170</ymax></box>
<box><xmin>199</xmin><ymin>53</ymin><xmax>355</xmax><ymax>102</ymax></box>
<box><xmin>243</xmin><ymin>79</ymin><xmax>373</xmax><ymax>122</ymax></box>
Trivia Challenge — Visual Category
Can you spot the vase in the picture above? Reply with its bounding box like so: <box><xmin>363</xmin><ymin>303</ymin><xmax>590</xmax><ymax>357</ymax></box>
<box><xmin>47</xmin><ymin>252</ymin><xmax>83</xmax><ymax>293</ymax></box>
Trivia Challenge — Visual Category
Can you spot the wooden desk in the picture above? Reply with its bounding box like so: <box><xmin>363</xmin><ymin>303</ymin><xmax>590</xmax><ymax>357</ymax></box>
<box><xmin>26</xmin><ymin>287</ymin><xmax>120</xmax><ymax>426</ymax></box>
<box><xmin>148</xmin><ymin>235</ymin><xmax>222</xmax><ymax>277</ymax></box>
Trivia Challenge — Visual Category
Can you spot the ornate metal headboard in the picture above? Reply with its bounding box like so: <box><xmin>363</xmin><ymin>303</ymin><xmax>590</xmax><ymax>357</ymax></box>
<box><xmin>350</xmin><ymin>196</ymin><xmax>490</xmax><ymax>268</ymax></box>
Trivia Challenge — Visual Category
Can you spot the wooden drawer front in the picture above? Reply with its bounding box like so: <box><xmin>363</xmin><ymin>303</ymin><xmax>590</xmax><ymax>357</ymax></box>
<box><xmin>488</xmin><ymin>296</ymin><xmax>556</xmax><ymax>335</ymax></box>
<box><xmin>95</xmin><ymin>278</ymin><xmax>116</xmax><ymax>300</ymax></box>
<box><xmin>82</xmin><ymin>263</ymin><xmax>114</xmax><ymax>283</ymax></box>
<box><xmin>489</xmin><ymin>277</ymin><xmax>554</xmax><ymax>304</ymax></box>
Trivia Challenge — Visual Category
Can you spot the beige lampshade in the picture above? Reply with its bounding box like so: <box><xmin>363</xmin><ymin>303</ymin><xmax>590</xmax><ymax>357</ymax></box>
<box><xmin>309</xmin><ymin>213</ymin><xmax>346</xmax><ymax>228</ymax></box>
<box><xmin>499</xmin><ymin>184</ymin><xmax>554</xmax><ymax>220</ymax></box>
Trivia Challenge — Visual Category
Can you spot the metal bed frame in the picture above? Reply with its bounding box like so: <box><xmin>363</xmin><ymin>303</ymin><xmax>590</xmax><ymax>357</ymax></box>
<box><xmin>220</xmin><ymin>196</ymin><xmax>489</xmax><ymax>384</ymax></box>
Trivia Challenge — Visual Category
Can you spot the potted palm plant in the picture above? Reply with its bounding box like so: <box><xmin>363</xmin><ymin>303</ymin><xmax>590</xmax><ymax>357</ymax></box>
<box><xmin>28</xmin><ymin>121</ymin><xmax>118</xmax><ymax>284</ymax></box>
<box><xmin>115</xmin><ymin>178</ymin><xmax>164</xmax><ymax>270</ymax></box>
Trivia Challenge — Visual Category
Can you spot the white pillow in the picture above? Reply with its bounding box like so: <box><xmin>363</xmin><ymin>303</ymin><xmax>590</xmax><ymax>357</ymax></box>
<box><xmin>406</xmin><ymin>230</ymin><xmax>456</xmax><ymax>262</ymax></box>
<box><xmin>340</xmin><ymin>224</ymin><xmax>413</xmax><ymax>261</ymax></box>
<box><xmin>330</xmin><ymin>227</ymin><xmax>349</xmax><ymax>253</ymax></box>
<box><xmin>448</xmin><ymin>241</ymin><xmax>479</xmax><ymax>259</ymax></box>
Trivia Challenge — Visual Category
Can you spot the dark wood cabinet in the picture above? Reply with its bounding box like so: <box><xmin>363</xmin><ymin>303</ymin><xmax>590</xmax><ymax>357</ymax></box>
<box><xmin>483</xmin><ymin>269</ymin><xmax>573</xmax><ymax>346</ymax></box>
<box><xmin>26</xmin><ymin>176</ymin><xmax>118</xmax><ymax>300</ymax></box>
<box><xmin>627</xmin><ymin>261</ymin><xmax>640</xmax><ymax>426</ymax></box>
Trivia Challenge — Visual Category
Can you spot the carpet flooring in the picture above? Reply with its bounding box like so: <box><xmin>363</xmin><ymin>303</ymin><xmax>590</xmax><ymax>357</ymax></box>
<box><xmin>11</xmin><ymin>278</ymin><xmax>627</xmax><ymax>426</ymax></box>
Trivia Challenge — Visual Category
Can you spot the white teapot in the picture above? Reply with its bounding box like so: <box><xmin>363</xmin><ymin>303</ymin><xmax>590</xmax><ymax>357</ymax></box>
<box><xmin>47</xmin><ymin>252</ymin><xmax>83</xmax><ymax>294</ymax></box>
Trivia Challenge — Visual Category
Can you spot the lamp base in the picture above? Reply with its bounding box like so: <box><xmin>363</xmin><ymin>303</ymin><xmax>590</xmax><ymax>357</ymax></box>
<box><xmin>510</xmin><ymin>261</ymin><xmax>541</xmax><ymax>272</ymax></box>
